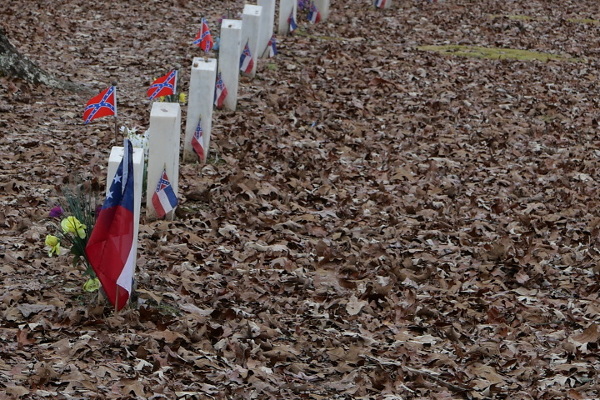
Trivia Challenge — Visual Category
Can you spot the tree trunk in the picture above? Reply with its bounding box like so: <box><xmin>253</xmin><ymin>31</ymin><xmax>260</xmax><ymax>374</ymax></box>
<box><xmin>0</xmin><ymin>27</ymin><xmax>88</xmax><ymax>92</ymax></box>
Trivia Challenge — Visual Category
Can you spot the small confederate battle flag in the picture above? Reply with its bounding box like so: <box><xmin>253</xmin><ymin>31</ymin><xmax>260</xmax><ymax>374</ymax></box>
<box><xmin>191</xmin><ymin>119</ymin><xmax>205</xmax><ymax>162</ymax></box>
<box><xmin>83</xmin><ymin>86</ymin><xmax>116</xmax><ymax>124</ymax></box>
<box><xmin>147</xmin><ymin>70</ymin><xmax>177</xmax><ymax>100</ymax></box>
<box><xmin>193</xmin><ymin>18</ymin><xmax>214</xmax><ymax>52</ymax></box>
<box><xmin>214</xmin><ymin>72</ymin><xmax>228</xmax><ymax>108</ymax></box>
<box><xmin>239</xmin><ymin>42</ymin><xmax>254</xmax><ymax>74</ymax></box>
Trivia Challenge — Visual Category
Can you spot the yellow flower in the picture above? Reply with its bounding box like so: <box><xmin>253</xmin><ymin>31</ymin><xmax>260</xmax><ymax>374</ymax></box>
<box><xmin>83</xmin><ymin>278</ymin><xmax>101</xmax><ymax>292</ymax></box>
<box><xmin>179</xmin><ymin>92</ymin><xmax>187</xmax><ymax>104</ymax></box>
<box><xmin>158</xmin><ymin>96</ymin><xmax>165</xmax><ymax>102</ymax></box>
<box><xmin>45</xmin><ymin>235</ymin><xmax>61</xmax><ymax>257</ymax></box>
<box><xmin>61</xmin><ymin>216</ymin><xmax>86</xmax><ymax>239</ymax></box>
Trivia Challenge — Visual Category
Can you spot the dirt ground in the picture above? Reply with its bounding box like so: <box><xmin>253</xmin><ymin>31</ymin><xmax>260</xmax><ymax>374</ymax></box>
<box><xmin>1</xmin><ymin>0</ymin><xmax>600</xmax><ymax>398</ymax></box>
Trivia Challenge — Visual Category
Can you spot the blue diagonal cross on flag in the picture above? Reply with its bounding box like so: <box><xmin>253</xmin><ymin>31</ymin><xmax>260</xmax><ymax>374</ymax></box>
<box><xmin>83</xmin><ymin>86</ymin><xmax>117</xmax><ymax>124</ymax></box>
<box><xmin>147</xmin><ymin>70</ymin><xmax>178</xmax><ymax>100</ymax></box>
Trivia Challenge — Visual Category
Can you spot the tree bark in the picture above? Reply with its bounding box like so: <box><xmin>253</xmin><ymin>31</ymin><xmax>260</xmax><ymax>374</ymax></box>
<box><xmin>0</xmin><ymin>27</ymin><xmax>88</xmax><ymax>92</ymax></box>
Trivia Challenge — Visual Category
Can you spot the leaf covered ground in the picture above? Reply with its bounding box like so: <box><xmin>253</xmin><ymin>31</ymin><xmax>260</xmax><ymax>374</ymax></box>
<box><xmin>1</xmin><ymin>0</ymin><xmax>600</xmax><ymax>398</ymax></box>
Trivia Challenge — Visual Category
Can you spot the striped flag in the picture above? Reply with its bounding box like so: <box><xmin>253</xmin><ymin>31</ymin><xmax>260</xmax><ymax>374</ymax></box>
<box><xmin>152</xmin><ymin>169</ymin><xmax>178</xmax><ymax>218</ymax></box>
<box><xmin>85</xmin><ymin>139</ymin><xmax>135</xmax><ymax>311</ymax></box>
<box><xmin>308</xmin><ymin>2</ymin><xmax>321</xmax><ymax>23</ymax></box>
<box><xmin>267</xmin><ymin>36</ymin><xmax>277</xmax><ymax>57</ymax></box>
<box><xmin>239</xmin><ymin>42</ymin><xmax>254</xmax><ymax>74</ymax></box>
<box><xmin>374</xmin><ymin>0</ymin><xmax>386</xmax><ymax>8</ymax></box>
<box><xmin>214</xmin><ymin>72</ymin><xmax>228</xmax><ymax>108</ymax></box>
<box><xmin>288</xmin><ymin>11</ymin><xmax>297</xmax><ymax>33</ymax></box>
<box><xmin>191</xmin><ymin>119</ymin><xmax>205</xmax><ymax>162</ymax></box>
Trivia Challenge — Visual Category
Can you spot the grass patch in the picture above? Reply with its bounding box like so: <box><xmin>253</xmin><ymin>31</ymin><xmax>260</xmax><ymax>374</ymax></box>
<box><xmin>488</xmin><ymin>14</ymin><xmax>545</xmax><ymax>22</ymax></box>
<box><xmin>567</xmin><ymin>18</ymin><xmax>600</xmax><ymax>25</ymax></box>
<box><xmin>417</xmin><ymin>45</ymin><xmax>582</xmax><ymax>62</ymax></box>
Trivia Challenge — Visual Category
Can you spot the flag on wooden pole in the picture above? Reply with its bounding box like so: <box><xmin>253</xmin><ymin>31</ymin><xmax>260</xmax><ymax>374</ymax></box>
<box><xmin>191</xmin><ymin>119</ymin><xmax>205</xmax><ymax>162</ymax></box>
<box><xmin>214</xmin><ymin>72</ymin><xmax>228</xmax><ymax>108</ymax></box>
<box><xmin>147</xmin><ymin>70</ymin><xmax>178</xmax><ymax>100</ymax></box>
<box><xmin>152</xmin><ymin>169</ymin><xmax>178</xmax><ymax>218</ymax></box>
<box><xmin>83</xmin><ymin>86</ymin><xmax>117</xmax><ymax>124</ymax></box>
<box><xmin>239</xmin><ymin>42</ymin><xmax>254</xmax><ymax>74</ymax></box>
<box><xmin>193</xmin><ymin>18</ymin><xmax>214</xmax><ymax>53</ymax></box>
<box><xmin>85</xmin><ymin>139</ymin><xmax>135</xmax><ymax>311</ymax></box>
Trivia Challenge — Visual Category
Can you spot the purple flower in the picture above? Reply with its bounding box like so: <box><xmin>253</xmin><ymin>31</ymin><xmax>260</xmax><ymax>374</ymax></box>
<box><xmin>49</xmin><ymin>206</ymin><xmax>64</xmax><ymax>218</ymax></box>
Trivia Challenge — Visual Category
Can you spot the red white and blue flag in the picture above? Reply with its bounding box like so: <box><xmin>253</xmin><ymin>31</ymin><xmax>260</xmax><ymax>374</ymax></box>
<box><xmin>147</xmin><ymin>70</ymin><xmax>178</xmax><ymax>100</ymax></box>
<box><xmin>308</xmin><ymin>3</ymin><xmax>321</xmax><ymax>23</ymax></box>
<box><xmin>239</xmin><ymin>42</ymin><xmax>254</xmax><ymax>74</ymax></box>
<box><xmin>83</xmin><ymin>86</ymin><xmax>117</xmax><ymax>124</ymax></box>
<box><xmin>152</xmin><ymin>169</ymin><xmax>178</xmax><ymax>218</ymax></box>
<box><xmin>267</xmin><ymin>36</ymin><xmax>277</xmax><ymax>57</ymax></box>
<box><xmin>191</xmin><ymin>119</ymin><xmax>205</xmax><ymax>162</ymax></box>
<box><xmin>85</xmin><ymin>139</ymin><xmax>135</xmax><ymax>311</ymax></box>
<box><xmin>193</xmin><ymin>18</ymin><xmax>214</xmax><ymax>53</ymax></box>
<box><xmin>374</xmin><ymin>0</ymin><xmax>386</xmax><ymax>8</ymax></box>
<box><xmin>288</xmin><ymin>12</ymin><xmax>297</xmax><ymax>33</ymax></box>
<box><xmin>214</xmin><ymin>72</ymin><xmax>228</xmax><ymax>108</ymax></box>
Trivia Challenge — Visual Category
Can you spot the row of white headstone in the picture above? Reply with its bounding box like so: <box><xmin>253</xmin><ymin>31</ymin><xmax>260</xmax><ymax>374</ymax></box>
<box><xmin>103</xmin><ymin>0</ymin><xmax>332</xmax><ymax>264</ymax></box>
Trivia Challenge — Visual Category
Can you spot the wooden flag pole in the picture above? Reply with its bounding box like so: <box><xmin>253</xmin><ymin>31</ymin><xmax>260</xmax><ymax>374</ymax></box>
<box><xmin>115</xmin><ymin>285</ymin><xmax>119</xmax><ymax>313</ymax></box>
<box><xmin>112</xmin><ymin>81</ymin><xmax>119</xmax><ymax>142</ymax></box>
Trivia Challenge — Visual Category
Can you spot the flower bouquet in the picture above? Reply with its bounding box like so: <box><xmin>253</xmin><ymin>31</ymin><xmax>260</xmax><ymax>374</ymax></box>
<box><xmin>45</xmin><ymin>185</ymin><xmax>100</xmax><ymax>292</ymax></box>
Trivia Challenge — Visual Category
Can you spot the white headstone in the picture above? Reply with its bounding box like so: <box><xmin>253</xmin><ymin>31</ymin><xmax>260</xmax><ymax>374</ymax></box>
<box><xmin>241</xmin><ymin>4</ymin><xmax>263</xmax><ymax>77</ymax></box>
<box><xmin>278</xmin><ymin>0</ymin><xmax>297</xmax><ymax>35</ymax></box>
<box><xmin>184</xmin><ymin>57</ymin><xmax>217</xmax><ymax>162</ymax></box>
<box><xmin>218</xmin><ymin>19</ymin><xmax>243</xmax><ymax>111</ymax></box>
<box><xmin>107</xmin><ymin>146</ymin><xmax>144</xmax><ymax>268</ymax></box>
<box><xmin>257</xmin><ymin>0</ymin><xmax>276</xmax><ymax>58</ymax></box>
<box><xmin>146</xmin><ymin>102</ymin><xmax>181</xmax><ymax>220</ymax></box>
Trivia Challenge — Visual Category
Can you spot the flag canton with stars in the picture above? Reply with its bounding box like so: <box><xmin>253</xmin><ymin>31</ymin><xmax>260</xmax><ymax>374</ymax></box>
<box><xmin>103</xmin><ymin>151</ymin><xmax>134</xmax><ymax>212</ymax></box>
<box><xmin>83</xmin><ymin>86</ymin><xmax>116</xmax><ymax>124</ymax></box>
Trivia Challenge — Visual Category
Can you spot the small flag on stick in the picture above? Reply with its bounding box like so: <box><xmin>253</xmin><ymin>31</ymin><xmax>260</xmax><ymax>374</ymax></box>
<box><xmin>288</xmin><ymin>12</ymin><xmax>297</xmax><ymax>33</ymax></box>
<box><xmin>308</xmin><ymin>2</ymin><xmax>321</xmax><ymax>23</ymax></box>
<box><xmin>193</xmin><ymin>18</ymin><xmax>214</xmax><ymax>53</ymax></box>
<box><xmin>85</xmin><ymin>139</ymin><xmax>135</xmax><ymax>311</ymax></box>
<box><xmin>83</xmin><ymin>86</ymin><xmax>117</xmax><ymax>124</ymax></box>
<box><xmin>191</xmin><ymin>119</ymin><xmax>205</xmax><ymax>162</ymax></box>
<box><xmin>214</xmin><ymin>72</ymin><xmax>228</xmax><ymax>109</ymax></box>
<box><xmin>374</xmin><ymin>0</ymin><xmax>386</xmax><ymax>8</ymax></box>
<box><xmin>147</xmin><ymin>70</ymin><xmax>178</xmax><ymax>100</ymax></box>
<box><xmin>152</xmin><ymin>169</ymin><xmax>178</xmax><ymax>219</ymax></box>
<box><xmin>267</xmin><ymin>35</ymin><xmax>277</xmax><ymax>58</ymax></box>
<box><xmin>239</xmin><ymin>42</ymin><xmax>254</xmax><ymax>74</ymax></box>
